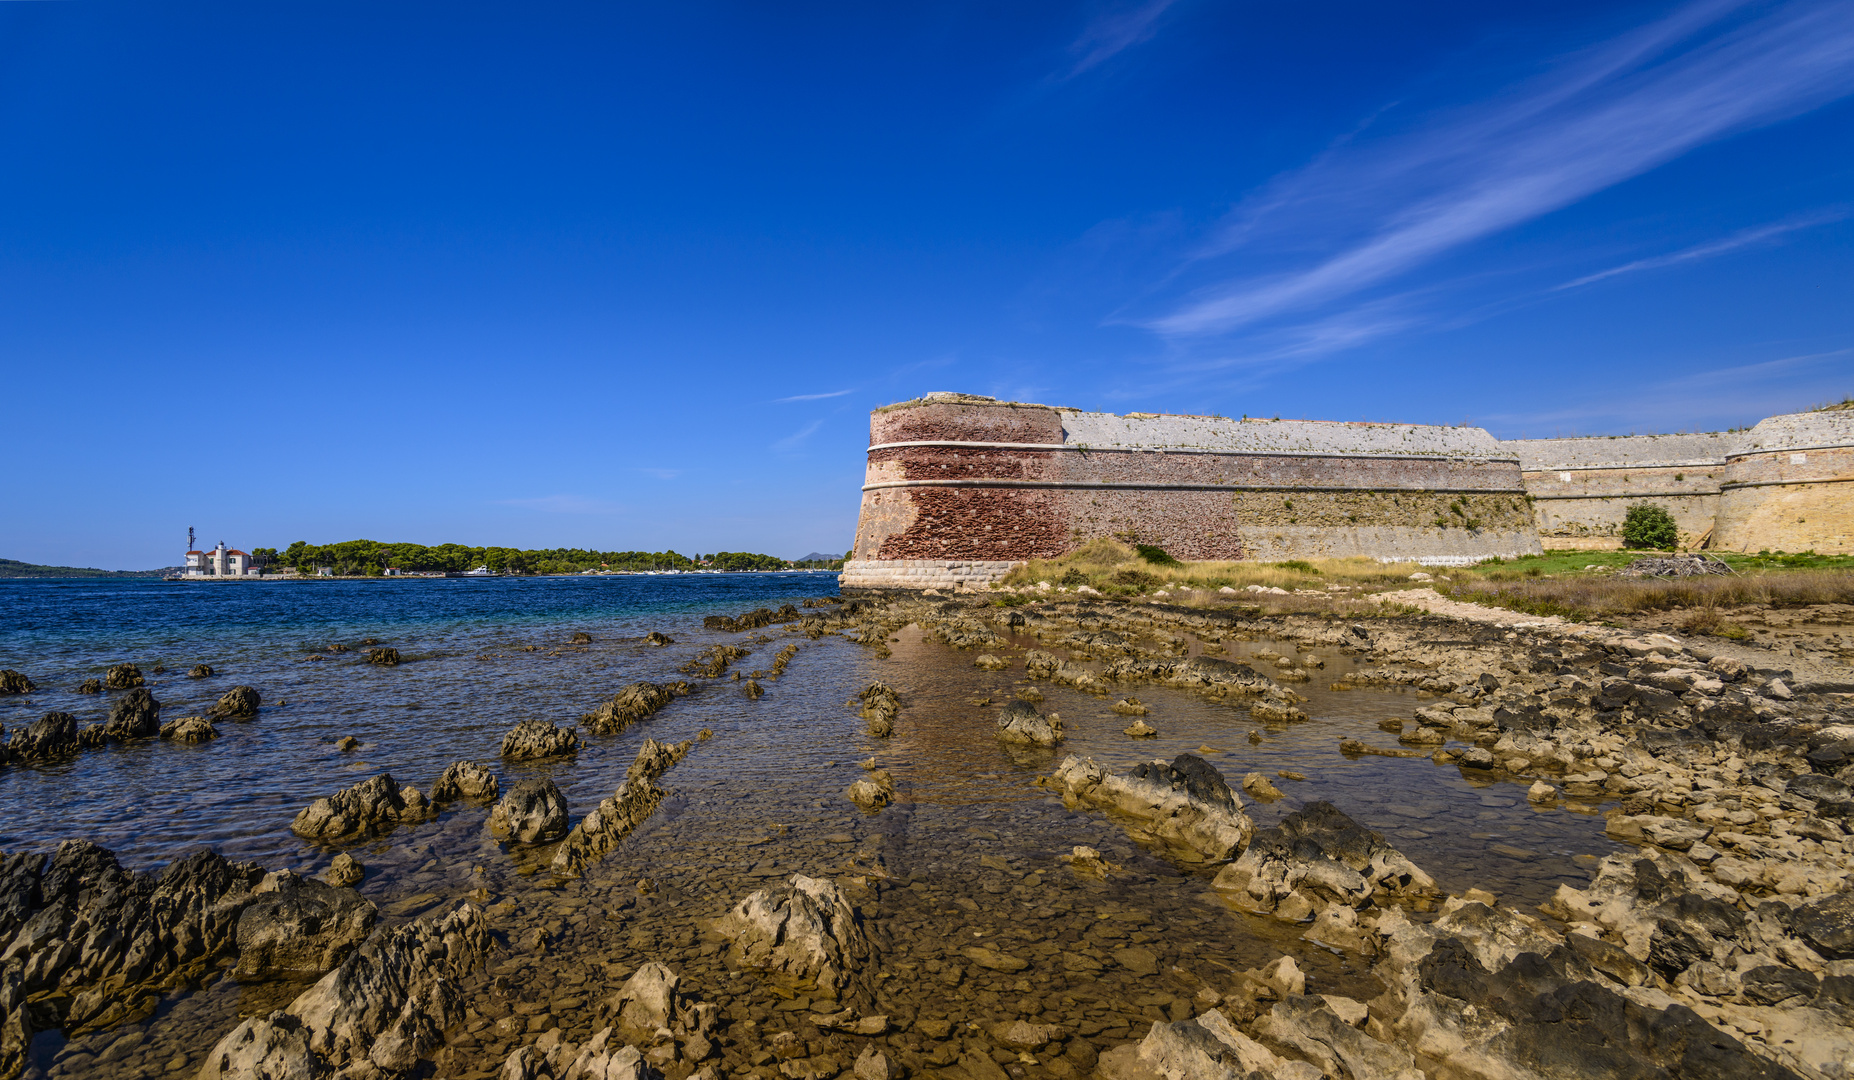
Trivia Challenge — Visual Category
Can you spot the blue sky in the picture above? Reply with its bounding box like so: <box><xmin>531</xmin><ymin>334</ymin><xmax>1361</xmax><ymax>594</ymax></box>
<box><xmin>4</xmin><ymin>1</ymin><xmax>1851</xmax><ymax>568</ymax></box>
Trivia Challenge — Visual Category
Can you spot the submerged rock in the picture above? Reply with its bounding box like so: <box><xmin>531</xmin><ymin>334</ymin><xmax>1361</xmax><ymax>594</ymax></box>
<box><xmin>364</xmin><ymin>647</ymin><xmax>401</xmax><ymax>666</ymax></box>
<box><xmin>103</xmin><ymin>662</ymin><xmax>144</xmax><ymax>690</ymax></box>
<box><xmin>551</xmin><ymin>739</ymin><xmax>692</xmax><ymax>877</ymax></box>
<box><xmin>1113</xmin><ymin>697</ymin><xmax>1150</xmax><ymax>716</ymax></box>
<box><xmin>187</xmin><ymin>664</ymin><xmax>214</xmax><ymax>679</ymax></box>
<box><xmin>290</xmin><ymin>774</ymin><xmax>436</xmax><ymax>841</ymax></box>
<box><xmin>583</xmin><ymin>681</ymin><xmax>681</xmax><ymax>735</ymax></box>
<box><xmin>233</xmin><ymin>876</ymin><xmax>377</xmax><ymax>981</ymax></box>
<box><xmin>858</xmin><ymin>682</ymin><xmax>900</xmax><ymax>737</ymax></box>
<box><xmin>0</xmin><ymin>671</ymin><xmax>34</xmax><ymax>696</ymax></box>
<box><xmin>198</xmin><ymin>901</ymin><xmax>493</xmax><ymax>1079</ymax></box>
<box><xmin>500</xmin><ymin>719</ymin><xmax>581</xmax><ymax>761</ymax></box>
<box><xmin>714</xmin><ymin>874</ymin><xmax>874</xmax><ymax>1001</ymax></box>
<box><xmin>1123</xmin><ymin>719</ymin><xmax>1159</xmax><ymax>738</ymax></box>
<box><xmin>1040</xmin><ymin>754</ymin><xmax>1251</xmax><ymax>863</ymax></box>
<box><xmin>996</xmin><ymin>699</ymin><xmax>1063</xmax><ymax>747</ymax></box>
<box><xmin>7</xmin><ymin>712</ymin><xmax>79</xmax><ymax>761</ymax></box>
<box><xmin>103</xmin><ymin>687</ymin><xmax>160</xmax><ymax>740</ymax></box>
<box><xmin>0</xmin><ymin>840</ymin><xmax>268</xmax><ymax>1073</ymax></box>
<box><xmin>209</xmin><ymin>685</ymin><xmax>261</xmax><ymax>720</ymax></box>
<box><xmin>1214</xmin><ymin>800</ymin><xmax>1436</xmax><ymax>916</ymax></box>
<box><xmin>430</xmin><ymin>760</ymin><xmax>499</xmax><ymax>803</ymax></box>
<box><xmin>323</xmin><ymin>852</ymin><xmax>364</xmax><ymax>888</ymax></box>
<box><xmin>644</xmin><ymin>631</ymin><xmax>674</xmax><ymax>646</ymax></box>
<box><xmin>847</xmin><ymin>771</ymin><xmax>897</xmax><ymax>812</ymax></box>
<box><xmin>160</xmin><ymin>715</ymin><xmax>219</xmax><ymax>743</ymax></box>
<box><xmin>488</xmin><ymin>778</ymin><xmax>569</xmax><ymax>844</ymax></box>
<box><xmin>75</xmin><ymin>678</ymin><xmax>101</xmax><ymax>694</ymax></box>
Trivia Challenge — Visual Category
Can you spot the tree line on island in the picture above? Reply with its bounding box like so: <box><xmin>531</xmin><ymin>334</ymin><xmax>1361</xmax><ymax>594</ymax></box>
<box><xmin>263</xmin><ymin>540</ymin><xmax>847</xmax><ymax>577</ymax></box>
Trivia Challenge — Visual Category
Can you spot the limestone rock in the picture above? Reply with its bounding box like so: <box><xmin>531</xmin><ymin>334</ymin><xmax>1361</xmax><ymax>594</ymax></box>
<box><xmin>1214</xmin><ymin>800</ymin><xmax>1435</xmax><ymax>915</ymax></box>
<box><xmin>570</xmin><ymin>631</ymin><xmax>593</xmax><ymax>644</ymax></box>
<box><xmin>1241</xmin><ymin>772</ymin><xmax>1283</xmax><ymax>800</ymax></box>
<box><xmin>234</xmin><ymin>878</ymin><xmax>378</xmax><ymax>981</ymax></box>
<box><xmin>430</xmin><ymin>760</ymin><xmax>499</xmax><ymax>803</ymax></box>
<box><xmin>209</xmin><ymin>685</ymin><xmax>262</xmax><ymax>720</ymax></box>
<box><xmin>1252</xmin><ymin>995</ymin><xmax>1422</xmax><ymax>1080</ymax></box>
<box><xmin>550</xmin><ymin>739</ymin><xmax>691</xmax><ymax>876</ymax></box>
<box><xmin>644</xmin><ymin>631</ymin><xmax>674</xmax><ymax>646</ymax></box>
<box><xmin>291</xmin><ymin>774</ymin><xmax>436</xmax><ymax>841</ymax></box>
<box><xmin>199</xmin><ymin>902</ymin><xmax>493</xmax><ymax>1078</ymax></box>
<box><xmin>713</xmin><ymin>874</ymin><xmax>873</xmax><ymax>1000</ymax></box>
<box><xmin>975</xmin><ymin>653</ymin><xmax>1009</xmax><ymax>671</ymax></box>
<box><xmin>103</xmin><ymin>687</ymin><xmax>160</xmax><ymax>740</ymax></box>
<box><xmin>997</xmin><ymin>699</ymin><xmax>1064</xmax><ymax>747</ymax></box>
<box><xmin>103</xmin><ymin>663</ymin><xmax>143</xmax><ymax>690</ymax></box>
<box><xmin>1113</xmin><ymin>697</ymin><xmax>1150</xmax><ymax>716</ymax></box>
<box><xmin>488</xmin><ymin>778</ymin><xmax>569</xmax><ymax>844</ymax></box>
<box><xmin>1123</xmin><ymin>719</ymin><xmax>1158</xmax><ymax>737</ymax></box>
<box><xmin>500</xmin><ymin>720</ymin><xmax>581</xmax><ymax>761</ymax></box>
<box><xmin>583</xmin><ymin>681</ymin><xmax>679</xmax><ymax>735</ymax></box>
<box><xmin>848</xmin><ymin>771</ymin><xmax>897</xmax><ymax>812</ymax></box>
<box><xmin>7</xmin><ymin>712</ymin><xmax>78</xmax><ymax>761</ymax></box>
<box><xmin>76</xmin><ymin>678</ymin><xmax>101</xmax><ymax>694</ymax></box>
<box><xmin>187</xmin><ymin>664</ymin><xmax>214</xmax><ymax>679</ymax></box>
<box><xmin>0</xmin><ymin>670</ymin><xmax>33</xmax><ymax>695</ymax></box>
<box><xmin>858</xmin><ymin>682</ymin><xmax>900</xmax><ymax>737</ymax></box>
<box><xmin>324</xmin><ymin>853</ymin><xmax>363</xmax><ymax>888</ymax></box>
<box><xmin>160</xmin><ymin>715</ymin><xmax>218</xmax><ymax>743</ymax></box>
<box><xmin>365</xmin><ymin>647</ymin><xmax>401</xmax><ymax>666</ymax></box>
<box><xmin>1135</xmin><ymin>1008</ymin><xmax>1300</xmax><ymax>1080</ymax></box>
<box><xmin>1041</xmin><ymin>754</ymin><xmax>1251</xmax><ymax>863</ymax></box>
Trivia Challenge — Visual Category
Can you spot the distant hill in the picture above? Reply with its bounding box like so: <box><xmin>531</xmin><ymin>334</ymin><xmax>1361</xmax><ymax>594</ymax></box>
<box><xmin>0</xmin><ymin>558</ymin><xmax>172</xmax><ymax>579</ymax></box>
<box><xmin>795</xmin><ymin>552</ymin><xmax>845</xmax><ymax>563</ymax></box>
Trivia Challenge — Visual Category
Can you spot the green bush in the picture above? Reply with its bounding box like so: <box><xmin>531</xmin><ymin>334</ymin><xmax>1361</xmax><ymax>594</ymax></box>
<box><xmin>1135</xmin><ymin>544</ymin><xmax>1180</xmax><ymax>566</ymax></box>
<box><xmin>1621</xmin><ymin>504</ymin><xmax>1679</xmax><ymax>551</ymax></box>
<box><xmin>1058</xmin><ymin>568</ymin><xmax>1090</xmax><ymax>587</ymax></box>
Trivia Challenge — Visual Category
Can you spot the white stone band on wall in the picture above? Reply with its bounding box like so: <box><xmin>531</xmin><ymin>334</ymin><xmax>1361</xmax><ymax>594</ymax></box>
<box><xmin>839</xmin><ymin>559</ymin><xmax>1023</xmax><ymax>590</ymax></box>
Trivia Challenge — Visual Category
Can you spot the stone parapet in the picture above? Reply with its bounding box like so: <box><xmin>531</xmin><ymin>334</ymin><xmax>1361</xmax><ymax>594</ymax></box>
<box><xmin>839</xmin><ymin>559</ymin><xmax>1022</xmax><ymax>591</ymax></box>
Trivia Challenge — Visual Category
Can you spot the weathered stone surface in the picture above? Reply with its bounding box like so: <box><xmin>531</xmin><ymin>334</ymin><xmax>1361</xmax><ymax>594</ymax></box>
<box><xmin>713</xmin><ymin>875</ymin><xmax>874</xmax><ymax>1001</ymax></box>
<box><xmin>0</xmin><ymin>841</ymin><xmax>267</xmax><ymax>1070</ymax></box>
<box><xmin>103</xmin><ymin>663</ymin><xmax>143</xmax><ymax>690</ymax></box>
<box><xmin>551</xmin><ymin>739</ymin><xmax>692</xmax><ymax>876</ymax></box>
<box><xmin>7</xmin><ymin>712</ymin><xmax>78</xmax><ymax>761</ymax></box>
<box><xmin>209</xmin><ymin>685</ymin><xmax>261</xmax><ymax>720</ymax></box>
<box><xmin>1253</xmin><ymin>996</ymin><xmax>1422</xmax><ymax>1080</ymax></box>
<box><xmin>487</xmin><ymin>778</ymin><xmax>569</xmax><ymax>844</ymax></box>
<box><xmin>290</xmin><ymin>774</ymin><xmax>436</xmax><ymax>841</ymax></box>
<box><xmin>199</xmin><ymin>902</ymin><xmax>492</xmax><ymax>1079</ymax></box>
<box><xmin>1214</xmin><ymin>800</ymin><xmax>1435</xmax><ymax>915</ymax></box>
<box><xmin>429</xmin><ymin>760</ymin><xmax>499</xmax><ymax>803</ymax></box>
<box><xmin>1041</xmin><ymin>754</ymin><xmax>1251</xmax><ymax>863</ymax></box>
<box><xmin>996</xmin><ymin>699</ymin><xmax>1063</xmax><ymax>747</ymax></box>
<box><xmin>103</xmin><ymin>687</ymin><xmax>160</xmax><ymax>740</ymax></box>
<box><xmin>187</xmin><ymin>664</ymin><xmax>214</xmax><ymax>679</ymax></box>
<box><xmin>858</xmin><ymin>682</ymin><xmax>900</xmax><ymax>737</ymax></box>
<box><xmin>75</xmin><ymin>678</ymin><xmax>101</xmax><ymax>694</ymax></box>
<box><xmin>160</xmin><ymin>715</ymin><xmax>219</xmax><ymax>742</ymax></box>
<box><xmin>644</xmin><ymin>631</ymin><xmax>674</xmax><ymax>646</ymax></box>
<box><xmin>324</xmin><ymin>853</ymin><xmax>363</xmax><ymax>888</ymax></box>
<box><xmin>365</xmin><ymin>647</ymin><xmax>401</xmax><ymax>666</ymax></box>
<box><xmin>847</xmin><ymin>771</ymin><xmax>897</xmax><ymax>812</ymax></box>
<box><xmin>1794</xmin><ymin>891</ymin><xmax>1854</xmax><ymax>960</ymax></box>
<box><xmin>234</xmin><ymin>877</ymin><xmax>378</xmax><ymax>981</ymax></box>
<box><xmin>583</xmin><ymin>681</ymin><xmax>679</xmax><ymax>735</ymax></box>
<box><xmin>0</xmin><ymin>671</ymin><xmax>32</xmax><ymax>696</ymax></box>
<box><xmin>500</xmin><ymin>720</ymin><xmax>581</xmax><ymax>761</ymax></box>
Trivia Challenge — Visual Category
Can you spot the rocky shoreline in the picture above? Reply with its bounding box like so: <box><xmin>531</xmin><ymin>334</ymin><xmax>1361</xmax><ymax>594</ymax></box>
<box><xmin>0</xmin><ymin>591</ymin><xmax>1848</xmax><ymax>1079</ymax></box>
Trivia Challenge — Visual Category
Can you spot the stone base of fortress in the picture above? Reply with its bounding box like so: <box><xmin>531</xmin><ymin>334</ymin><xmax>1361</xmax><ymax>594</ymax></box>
<box><xmin>839</xmin><ymin>559</ymin><xmax>1022</xmax><ymax>591</ymax></box>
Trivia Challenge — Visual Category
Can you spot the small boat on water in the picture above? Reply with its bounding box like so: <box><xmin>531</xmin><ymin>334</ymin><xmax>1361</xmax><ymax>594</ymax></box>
<box><xmin>445</xmin><ymin>566</ymin><xmax>498</xmax><ymax>578</ymax></box>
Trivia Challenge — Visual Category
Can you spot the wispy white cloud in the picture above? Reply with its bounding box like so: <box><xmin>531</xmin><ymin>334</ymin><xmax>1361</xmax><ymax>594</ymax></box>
<box><xmin>773</xmin><ymin>419</ymin><xmax>824</xmax><ymax>452</ymax></box>
<box><xmin>1144</xmin><ymin>0</ymin><xmax>1854</xmax><ymax>340</ymax></box>
<box><xmin>1063</xmin><ymin>0</ymin><xmax>1178</xmax><ymax>78</ymax></box>
<box><xmin>1555</xmin><ymin>207</ymin><xmax>1848</xmax><ymax>290</ymax></box>
<box><xmin>497</xmin><ymin>494</ymin><xmax>624</xmax><ymax>515</ymax></box>
<box><xmin>775</xmin><ymin>389</ymin><xmax>855</xmax><ymax>402</ymax></box>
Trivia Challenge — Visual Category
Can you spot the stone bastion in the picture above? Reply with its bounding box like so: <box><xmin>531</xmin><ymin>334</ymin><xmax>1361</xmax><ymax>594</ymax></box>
<box><xmin>1503</xmin><ymin>409</ymin><xmax>1852</xmax><ymax>554</ymax></box>
<box><xmin>840</xmin><ymin>393</ymin><xmax>1542</xmax><ymax>590</ymax></box>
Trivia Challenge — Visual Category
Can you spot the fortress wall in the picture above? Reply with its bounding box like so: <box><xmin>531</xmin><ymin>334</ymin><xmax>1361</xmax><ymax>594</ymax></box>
<box><xmin>1504</xmin><ymin>433</ymin><xmax>1737</xmax><ymax>548</ymax></box>
<box><xmin>1713</xmin><ymin>412</ymin><xmax>1854</xmax><ymax>554</ymax></box>
<box><xmin>843</xmin><ymin>394</ymin><xmax>1541</xmax><ymax>588</ymax></box>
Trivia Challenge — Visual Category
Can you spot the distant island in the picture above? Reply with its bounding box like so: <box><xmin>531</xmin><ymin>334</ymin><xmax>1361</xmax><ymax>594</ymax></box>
<box><xmin>271</xmin><ymin>540</ymin><xmax>846</xmax><ymax>577</ymax></box>
<box><xmin>0</xmin><ymin>558</ymin><xmax>173</xmax><ymax>579</ymax></box>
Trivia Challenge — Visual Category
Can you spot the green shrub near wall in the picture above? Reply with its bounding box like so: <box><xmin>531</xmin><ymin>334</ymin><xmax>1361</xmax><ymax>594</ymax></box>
<box><xmin>1621</xmin><ymin>504</ymin><xmax>1680</xmax><ymax>551</ymax></box>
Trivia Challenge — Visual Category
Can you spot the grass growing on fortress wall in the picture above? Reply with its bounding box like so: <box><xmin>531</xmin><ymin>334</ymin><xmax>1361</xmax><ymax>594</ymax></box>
<box><xmin>997</xmin><ymin>538</ymin><xmax>1424</xmax><ymax>597</ymax></box>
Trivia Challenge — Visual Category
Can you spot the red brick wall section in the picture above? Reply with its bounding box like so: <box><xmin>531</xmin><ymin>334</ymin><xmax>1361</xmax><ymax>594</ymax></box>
<box><xmin>871</xmin><ymin>401</ymin><xmax>1064</xmax><ymax>446</ymax></box>
<box><xmin>874</xmin><ymin>487</ymin><xmax>1070</xmax><ymax>560</ymax></box>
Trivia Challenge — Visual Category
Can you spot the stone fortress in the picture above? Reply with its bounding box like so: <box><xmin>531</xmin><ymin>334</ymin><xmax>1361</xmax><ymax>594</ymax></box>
<box><xmin>839</xmin><ymin>393</ymin><xmax>1852</xmax><ymax>591</ymax></box>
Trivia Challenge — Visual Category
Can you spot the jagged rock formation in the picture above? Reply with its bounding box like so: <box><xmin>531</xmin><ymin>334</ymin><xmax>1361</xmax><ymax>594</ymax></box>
<box><xmin>430</xmin><ymin>760</ymin><xmax>499</xmax><ymax>803</ymax></box>
<box><xmin>713</xmin><ymin>875</ymin><xmax>874</xmax><ymax>1003</ymax></box>
<box><xmin>365</xmin><ymin>647</ymin><xmax>401</xmax><ymax>666</ymax></box>
<box><xmin>501</xmin><ymin>720</ymin><xmax>581</xmax><ymax>761</ymax></box>
<box><xmin>103</xmin><ymin>687</ymin><xmax>160</xmax><ymax>740</ymax></box>
<box><xmin>197</xmin><ymin>901</ymin><xmax>493</xmax><ymax>1079</ymax></box>
<box><xmin>0</xmin><ymin>672</ymin><xmax>33</xmax><ymax>696</ymax></box>
<box><xmin>0</xmin><ymin>842</ymin><xmax>268</xmax><ymax>1077</ymax></box>
<box><xmin>233</xmin><ymin>874</ymin><xmax>377</xmax><ymax>980</ymax></box>
<box><xmin>583</xmin><ymin>681</ymin><xmax>685</xmax><ymax>735</ymax></box>
<box><xmin>103</xmin><ymin>662</ymin><xmax>143</xmax><ymax>690</ymax></box>
<box><xmin>995</xmin><ymin>699</ymin><xmax>1063</xmax><ymax>747</ymax></box>
<box><xmin>1041</xmin><ymin>754</ymin><xmax>1252</xmax><ymax>864</ymax></box>
<box><xmin>551</xmin><ymin>739</ymin><xmax>691</xmax><ymax>876</ymax></box>
<box><xmin>291</xmin><ymin>774</ymin><xmax>436</xmax><ymax>841</ymax></box>
<box><xmin>6</xmin><ymin>712</ymin><xmax>78</xmax><ymax>761</ymax></box>
<box><xmin>488</xmin><ymin>778</ymin><xmax>570</xmax><ymax>844</ymax></box>
<box><xmin>208</xmin><ymin>685</ymin><xmax>261</xmax><ymax>720</ymax></box>
<box><xmin>160</xmin><ymin>715</ymin><xmax>218</xmax><ymax>742</ymax></box>
<box><xmin>857</xmin><ymin>682</ymin><xmax>900</xmax><ymax>737</ymax></box>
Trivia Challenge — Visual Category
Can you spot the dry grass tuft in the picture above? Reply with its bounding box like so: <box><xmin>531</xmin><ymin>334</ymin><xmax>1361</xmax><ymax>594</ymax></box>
<box><xmin>1446</xmin><ymin>569</ymin><xmax>1854</xmax><ymax>622</ymax></box>
<box><xmin>999</xmin><ymin>543</ymin><xmax>1427</xmax><ymax>598</ymax></box>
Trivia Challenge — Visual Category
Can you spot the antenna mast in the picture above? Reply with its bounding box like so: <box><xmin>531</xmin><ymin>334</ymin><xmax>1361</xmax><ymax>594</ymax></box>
<box><xmin>188</xmin><ymin>526</ymin><xmax>196</xmax><ymax>551</ymax></box>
